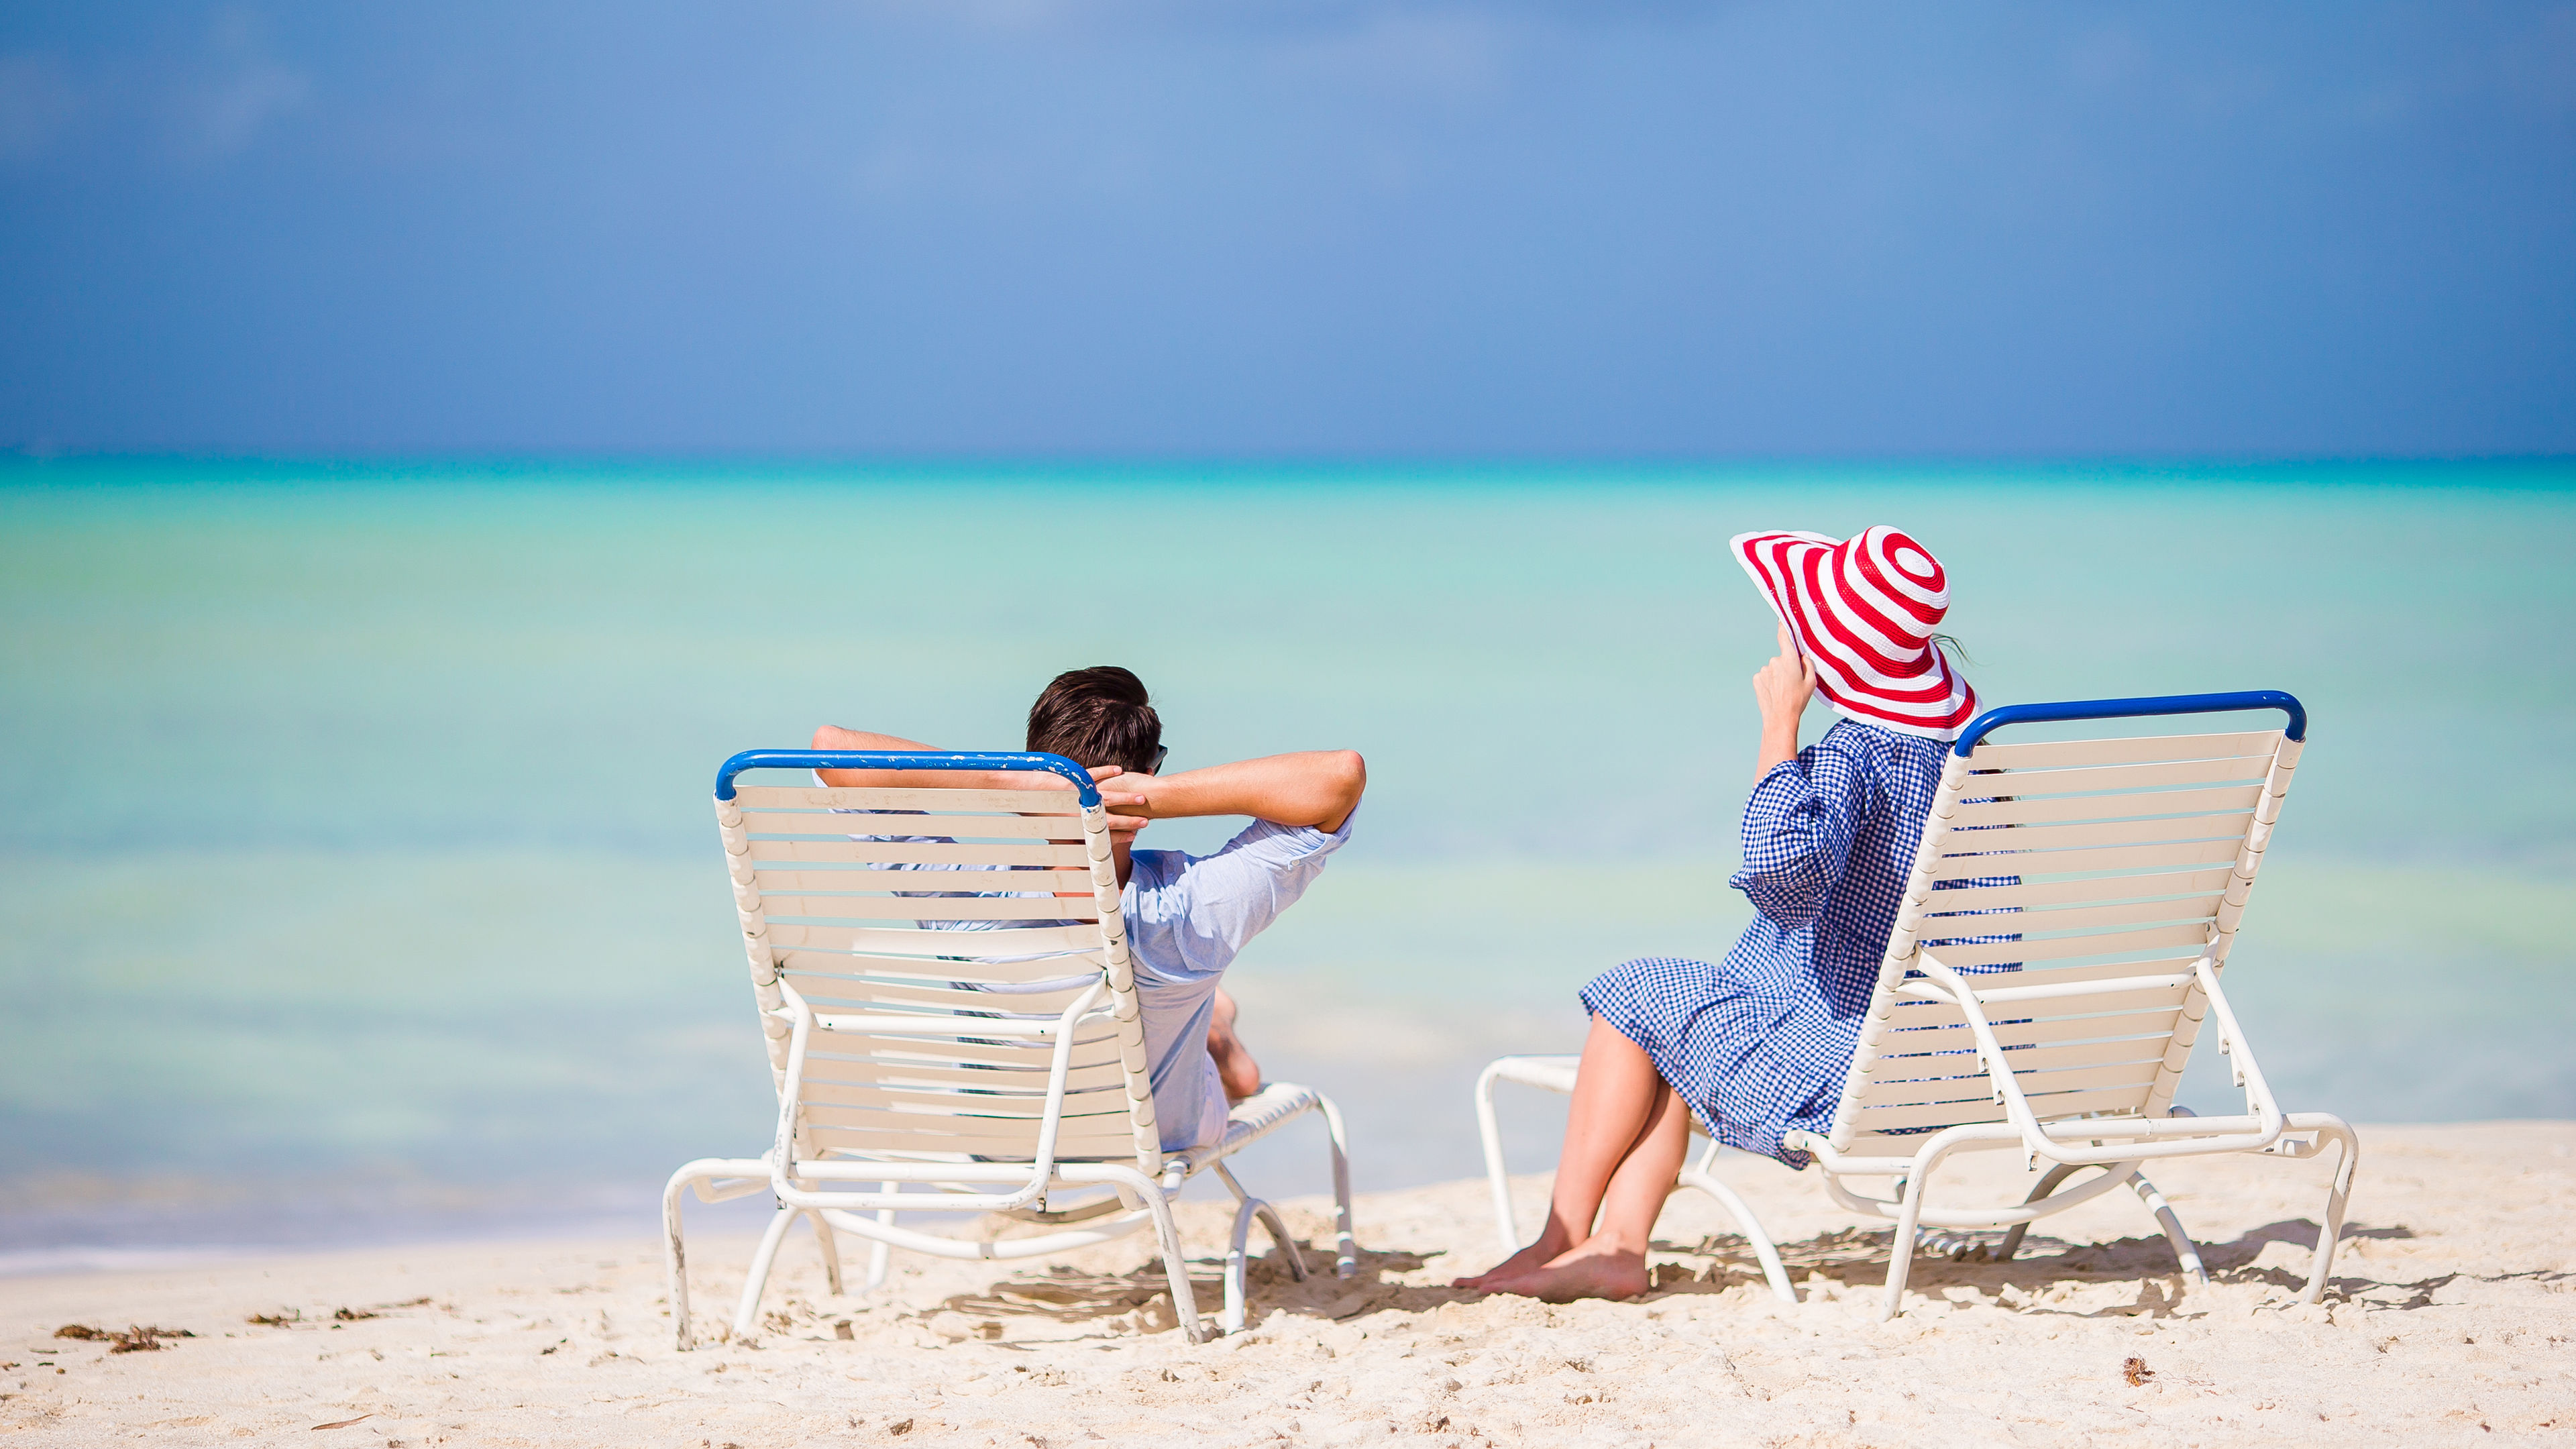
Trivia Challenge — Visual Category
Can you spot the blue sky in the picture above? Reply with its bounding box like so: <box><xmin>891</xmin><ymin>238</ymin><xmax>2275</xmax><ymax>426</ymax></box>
<box><xmin>1</xmin><ymin>1</ymin><xmax>2570</xmax><ymax>456</ymax></box>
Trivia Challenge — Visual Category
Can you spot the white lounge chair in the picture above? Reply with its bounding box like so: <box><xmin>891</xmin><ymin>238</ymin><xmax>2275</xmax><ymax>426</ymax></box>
<box><xmin>1474</xmin><ymin>691</ymin><xmax>2359</xmax><ymax>1318</ymax></box>
<box><xmin>663</xmin><ymin>749</ymin><xmax>1356</xmax><ymax>1348</ymax></box>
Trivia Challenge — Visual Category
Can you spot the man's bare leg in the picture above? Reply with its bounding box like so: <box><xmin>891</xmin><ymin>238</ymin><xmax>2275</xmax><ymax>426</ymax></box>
<box><xmin>1453</xmin><ymin>1014</ymin><xmax>1668</xmax><ymax>1289</ymax></box>
<box><xmin>1206</xmin><ymin>987</ymin><xmax>1263</xmax><ymax>1102</ymax></box>
<box><xmin>1480</xmin><ymin>1079</ymin><xmax>1688</xmax><ymax>1301</ymax></box>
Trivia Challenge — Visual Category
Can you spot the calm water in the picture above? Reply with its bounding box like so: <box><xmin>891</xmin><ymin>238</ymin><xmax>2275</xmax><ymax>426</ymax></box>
<box><xmin>3</xmin><ymin>458</ymin><xmax>2570</xmax><ymax>1267</ymax></box>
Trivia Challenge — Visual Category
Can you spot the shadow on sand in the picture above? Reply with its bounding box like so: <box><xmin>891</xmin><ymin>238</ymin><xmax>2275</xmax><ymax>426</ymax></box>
<box><xmin>909</xmin><ymin>1218</ymin><xmax>2567</xmax><ymax>1336</ymax></box>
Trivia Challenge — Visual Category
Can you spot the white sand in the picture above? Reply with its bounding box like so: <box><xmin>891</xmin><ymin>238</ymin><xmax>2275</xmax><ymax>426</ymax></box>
<box><xmin>6</xmin><ymin>1123</ymin><xmax>2573</xmax><ymax>1447</ymax></box>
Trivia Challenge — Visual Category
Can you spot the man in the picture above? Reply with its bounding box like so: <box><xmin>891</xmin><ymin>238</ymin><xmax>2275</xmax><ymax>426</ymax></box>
<box><xmin>811</xmin><ymin>665</ymin><xmax>1364</xmax><ymax>1153</ymax></box>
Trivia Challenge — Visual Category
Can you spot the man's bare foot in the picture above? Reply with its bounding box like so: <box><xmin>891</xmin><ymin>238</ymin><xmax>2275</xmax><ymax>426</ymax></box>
<box><xmin>1206</xmin><ymin>988</ymin><xmax>1263</xmax><ymax>1102</ymax></box>
<box><xmin>1477</xmin><ymin>1240</ymin><xmax>1652</xmax><ymax>1303</ymax></box>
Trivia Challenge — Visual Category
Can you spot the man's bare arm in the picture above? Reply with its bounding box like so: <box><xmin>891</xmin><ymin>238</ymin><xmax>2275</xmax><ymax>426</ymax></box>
<box><xmin>807</xmin><ymin>727</ymin><xmax>1148</xmax><ymax>828</ymax></box>
<box><xmin>1103</xmin><ymin>750</ymin><xmax>1365</xmax><ymax>833</ymax></box>
<box><xmin>809</xmin><ymin>725</ymin><xmax>984</xmax><ymax>790</ymax></box>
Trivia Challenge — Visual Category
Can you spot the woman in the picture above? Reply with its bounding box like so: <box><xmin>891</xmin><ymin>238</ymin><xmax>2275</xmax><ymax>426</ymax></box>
<box><xmin>1456</xmin><ymin>525</ymin><xmax>1979</xmax><ymax>1303</ymax></box>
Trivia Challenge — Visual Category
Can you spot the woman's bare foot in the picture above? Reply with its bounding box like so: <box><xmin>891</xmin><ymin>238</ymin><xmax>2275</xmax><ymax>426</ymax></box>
<box><xmin>1479</xmin><ymin>1240</ymin><xmax>1652</xmax><ymax>1303</ymax></box>
<box><xmin>1452</xmin><ymin>1224</ymin><xmax>1576</xmax><ymax>1290</ymax></box>
<box><xmin>1205</xmin><ymin>988</ymin><xmax>1263</xmax><ymax>1102</ymax></box>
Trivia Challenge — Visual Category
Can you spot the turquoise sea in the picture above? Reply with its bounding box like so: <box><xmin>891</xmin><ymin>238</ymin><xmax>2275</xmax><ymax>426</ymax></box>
<box><xmin>3</xmin><ymin>458</ymin><xmax>2571</xmax><ymax>1269</ymax></box>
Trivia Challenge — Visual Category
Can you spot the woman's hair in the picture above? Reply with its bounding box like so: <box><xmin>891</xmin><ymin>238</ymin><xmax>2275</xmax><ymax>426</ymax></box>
<box><xmin>1026</xmin><ymin>665</ymin><xmax>1162</xmax><ymax>775</ymax></box>
<box><xmin>1929</xmin><ymin>632</ymin><xmax>1974</xmax><ymax>667</ymax></box>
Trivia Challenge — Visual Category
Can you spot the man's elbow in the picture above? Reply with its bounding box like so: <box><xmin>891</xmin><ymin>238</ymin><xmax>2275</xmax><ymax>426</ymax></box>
<box><xmin>1326</xmin><ymin>749</ymin><xmax>1366</xmax><ymax>812</ymax></box>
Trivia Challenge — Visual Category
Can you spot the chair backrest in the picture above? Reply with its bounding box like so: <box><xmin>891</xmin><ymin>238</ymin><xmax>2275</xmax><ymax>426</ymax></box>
<box><xmin>1826</xmin><ymin>692</ymin><xmax>2305</xmax><ymax>1151</ymax></box>
<box><xmin>711</xmin><ymin>750</ymin><xmax>1163</xmax><ymax>1175</ymax></box>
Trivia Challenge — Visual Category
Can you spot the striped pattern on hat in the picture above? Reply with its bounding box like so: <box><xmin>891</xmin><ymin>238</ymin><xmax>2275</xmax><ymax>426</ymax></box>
<box><xmin>1731</xmin><ymin>526</ymin><xmax>1977</xmax><ymax>741</ymax></box>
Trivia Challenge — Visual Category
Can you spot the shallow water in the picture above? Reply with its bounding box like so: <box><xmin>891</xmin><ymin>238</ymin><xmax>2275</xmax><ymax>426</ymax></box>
<box><xmin>2</xmin><ymin>458</ymin><xmax>2569</xmax><ymax>1262</ymax></box>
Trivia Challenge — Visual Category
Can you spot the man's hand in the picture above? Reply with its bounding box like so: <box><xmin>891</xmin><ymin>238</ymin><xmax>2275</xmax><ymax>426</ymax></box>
<box><xmin>1053</xmin><ymin>763</ymin><xmax>1152</xmax><ymax>835</ymax></box>
<box><xmin>1752</xmin><ymin>623</ymin><xmax>1818</xmax><ymax>780</ymax></box>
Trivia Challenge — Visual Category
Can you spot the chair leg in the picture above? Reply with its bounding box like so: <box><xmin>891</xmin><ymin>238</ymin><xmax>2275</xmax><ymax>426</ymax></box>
<box><xmin>731</xmin><ymin>1202</ymin><xmax>802</xmax><ymax>1343</ymax></box>
<box><xmin>810</xmin><ymin>1210</ymin><xmax>844</xmax><ymax>1296</ymax></box>
<box><xmin>2126</xmin><ymin>1171</ymin><xmax>2207</xmax><ymax>1284</ymax></box>
<box><xmin>1210</xmin><ymin>1163</ymin><xmax>1308</xmax><ymax>1285</ymax></box>
<box><xmin>1674</xmin><ymin>1149</ymin><xmax>1797</xmax><ymax>1304</ymax></box>
<box><xmin>1318</xmin><ymin>1092</ymin><xmax>1358</xmax><ymax>1278</ymax></box>
<box><xmin>1221</xmin><ymin>1195</ymin><xmax>1262</xmax><ymax>1336</ymax></box>
<box><xmin>661</xmin><ymin>1158</ymin><xmax>771</xmax><ymax>1350</ymax></box>
<box><xmin>1210</xmin><ymin>1164</ymin><xmax>1309</xmax><ymax>1337</ymax></box>
<box><xmin>2293</xmin><ymin>1114</ymin><xmax>2361</xmax><ymax>1304</ymax></box>
<box><xmin>1474</xmin><ymin>1062</ymin><xmax>1519</xmax><ymax>1254</ymax></box>
<box><xmin>863</xmin><ymin>1181</ymin><xmax>896</xmax><ymax>1293</ymax></box>
<box><xmin>1882</xmin><ymin>1142</ymin><xmax>1957</xmax><ymax>1321</ymax></box>
<box><xmin>1254</xmin><ymin>1200</ymin><xmax>1309</xmax><ymax>1283</ymax></box>
<box><xmin>662</xmin><ymin>1167</ymin><xmax>701</xmax><ymax>1351</ymax></box>
<box><xmin>1140</xmin><ymin>1185</ymin><xmax>1207</xmax><ymax>1344</ymax></box>
<box><xmin>1995</xmin><ymin>1162</ymin><xmax>2086</xmax><ymax>1262</ymax></box>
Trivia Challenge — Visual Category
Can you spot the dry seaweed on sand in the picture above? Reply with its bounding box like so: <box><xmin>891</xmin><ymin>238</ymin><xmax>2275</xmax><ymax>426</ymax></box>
<box><xmin>53</xmin><ymin>1324</ymin><xmax>193</xmax><ymax>1353</ymax></box>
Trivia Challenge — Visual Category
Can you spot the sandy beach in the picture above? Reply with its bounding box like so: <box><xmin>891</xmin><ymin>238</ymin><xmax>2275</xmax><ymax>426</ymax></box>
<box><xmin>5</xmin><ymin>1122</ymin><xmax>2571</xmax><ymax>1446</ymax></box>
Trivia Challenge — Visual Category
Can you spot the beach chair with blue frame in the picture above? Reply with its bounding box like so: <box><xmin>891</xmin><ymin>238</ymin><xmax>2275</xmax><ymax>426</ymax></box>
<box><xmin>662</xmin><ymin>749</ymin><xmax>1356</xmax><ymax>1348</ymax></box>
<box><xmin>1474</xmin><ymin>691</ymin><xmax>2360</xmax><ymax>1318</ymax></box>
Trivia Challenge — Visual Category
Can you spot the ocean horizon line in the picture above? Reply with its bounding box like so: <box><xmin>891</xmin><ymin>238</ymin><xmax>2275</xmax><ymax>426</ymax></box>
<box><xmin>3</xmin><ymin>451</ymin><xmax>2573</xmax><ymax>488</ymax></box>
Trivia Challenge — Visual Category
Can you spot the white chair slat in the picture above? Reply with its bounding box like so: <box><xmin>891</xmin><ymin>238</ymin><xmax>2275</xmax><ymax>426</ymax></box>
<box><xmin>1906</xmin><ymin>959</ymin><xmax>2210</xmax><ymax>1000</ymax></box>
<box><xmin>800</xmin><ymin>1102</ymin><xmax>1139</xmax><ymax>1140</ymax></box>
<box><xmin>802</xmin><ymin>1035</ymin><xmax>1123</xmax><ymax>1074</ymax></box>
<box><xmin>1849</xmin><ymin>1081</ymin><xmax>2154</xmax><ymax>1134</ymax></box>
<box><xmin>1866</xmin><ymin>1006</ymin><xmax>2184</xmax><ymax>1055</ymax></box>
<box><xmin>745</xmin><ymin>839</ymin><xmax>1095</xmax><ymax>867</ymax></box>
<box><xmin>767</xmin><ymin>943</ymin><xmax>1102</xmax><ymax>974</ymax></box>
<box><xmin>1889</xmin><ymin>979</ymin><xmax>2190</xmax><ymax>1020</ymax></box>
<box><xmin>762</xmin><ymin>893</ymin><xmax>1104</xmax><ymax>923</ymax></box>
<box><xmin>1933</xmin><ymin>837</ymin><xmax>2241</xmax><ymax>879</ymax></box>
<box><xmin>774</xmin><ymin>947</ymin><xmax>1105</xmax><ymax>985</ymax></box>
<box><xmin>800</xmin><ymin>1117</ymin><xmax>1144</xmax><ymax>1155</ymax></box>
<box><xmin>1854</xmin><ymin>1057</ymin><xmax>2169</xmax><ymax>1111</ymax></box>
<box><xmin>798</xmin><ymin>1082</ymin><xmax>1137</xmax><ymax>1120</ymax></box>
<box><xmin>1963</xmin><ymin>730</ymin><xmax>2281</xmax><ymax>771</ymax></box>
<box><xmin>753</xmin><ymin>865</ymin><xmax>1089</xmax><ymax>894</ymax></box>
<box><xmin>764</xmin><ymin>922</ymin><xmax>1103</xmax><ymax>955</ymax></box>
<box><xmin>1878</xmin><ymin>1036</ymin><xmax>2169</xmax><ymax>1079</ymax></box>
<box><xmin>786</xmin><ymin>975</ymin><xmax>1093</xmax><ymax>1016</ymax></box>
<box><xmin>1963</xmin><ymin>755</ymin><xmax>2277</xmax><ymax>797</ymax></box>
<box><xmin>739</xmin><ymin>811</ymin><xmax>1083</xmax><ymax>840</ymax></box>
<box><xmin>1930</xmin><ymin>896</ymin><xmax>2219</xmax><ymax>936</ymax></box>
<box><xmin>807</xmin><ymin>1059</ymin><xmax>1136</xmax><ymax>1093</ymax></box>
<box><xmin>1936</xmin><ymin>813</ymin><xmax>2255</xmax><ymax>857</ymax></box>
<box><xmin>1917</xmin><ymin>867</ymin><xmax>2235</xmax><ymax>913</ymax></box>
<box><xmin>733</xmin><ymin>784</ymin><xmax>1089</xmax><ymax>814</ymax></box>
<box><xmin>1948</xmin><ymin>783</ymin><xmax>2262</xmax><ymax>828</ymax></box>
<box><xmin>1918</xmin><ymin>924</ymin><xmax>2211</xmax><ymax>969</ymax></box>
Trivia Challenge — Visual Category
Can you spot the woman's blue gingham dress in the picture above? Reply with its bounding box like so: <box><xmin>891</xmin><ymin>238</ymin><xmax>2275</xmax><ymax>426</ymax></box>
<box><xmin>1582</xmin><ymin>718</ymin><xmax>1947</xmax><ymax>1169</ymax></box>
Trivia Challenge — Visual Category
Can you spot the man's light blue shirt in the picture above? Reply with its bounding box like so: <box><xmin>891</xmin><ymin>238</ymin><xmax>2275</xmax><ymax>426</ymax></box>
<box><xmin>1118</xmin><ymin>812</ymin><xmax>1355</xmax><ymax>1149</ymax></box>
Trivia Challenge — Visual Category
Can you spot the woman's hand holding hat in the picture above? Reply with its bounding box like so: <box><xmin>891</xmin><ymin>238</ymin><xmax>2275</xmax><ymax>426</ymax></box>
<box><xmin>1752</xmin><ymin>624</ymin><xmax>1818</xmax><ymax>780</ymax></box>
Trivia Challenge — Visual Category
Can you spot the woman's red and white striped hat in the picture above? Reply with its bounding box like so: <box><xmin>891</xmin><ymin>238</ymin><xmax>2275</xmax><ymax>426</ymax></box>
<box><xmin>1732</xmin><ymin>526</ymin><xmax>1976</xmax><ymax>741</ymax></box>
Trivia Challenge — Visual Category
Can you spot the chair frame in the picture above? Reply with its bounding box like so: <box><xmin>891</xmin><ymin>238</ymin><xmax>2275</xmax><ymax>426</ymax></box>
<box><xmin>663</xmin><ymin>749</ymin><xmax>1355</xmax><ymax>1348</ymax></box>
<box><xmin>1474</xmin><ymin>691</ymin><xmax>2359</xmax><ymax>1318</ymax></box>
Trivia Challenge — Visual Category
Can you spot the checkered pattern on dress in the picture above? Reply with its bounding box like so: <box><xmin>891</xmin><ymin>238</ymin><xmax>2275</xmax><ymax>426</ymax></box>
<box><xmin>1581</xmin><ymin>718</ymin><xmax>2015</xmax><ymax>1168</ymax></box>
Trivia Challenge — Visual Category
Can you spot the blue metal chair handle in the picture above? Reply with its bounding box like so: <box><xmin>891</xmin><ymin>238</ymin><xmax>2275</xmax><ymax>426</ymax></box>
<box><xmin>715</xmin><ymin>749</ymin><xmax>1100</xmax><ymax>806</ymax></box>
<box><xmin>1954</xmin><ymin>690</ymin><xmax>2306</xmax><ymax>757</ymax></box>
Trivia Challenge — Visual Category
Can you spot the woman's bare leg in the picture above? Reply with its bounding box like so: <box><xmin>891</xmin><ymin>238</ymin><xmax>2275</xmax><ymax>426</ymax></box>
<box><xmin>1483</xmin><ymin>1079</ymin><xmax>1689</xmax><ymax>1301</ymax></box>
<box><xmin>1454</xmin><ymin>1014</ymin><xmax>1668</xmax><ymax>1289</ymax></box>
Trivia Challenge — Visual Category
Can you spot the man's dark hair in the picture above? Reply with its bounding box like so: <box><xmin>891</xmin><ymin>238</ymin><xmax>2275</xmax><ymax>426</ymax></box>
<box><xmin>1026</xmin><ymin>665</ymin><xmax>1161</xmax><ymax>775</ymax></box>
